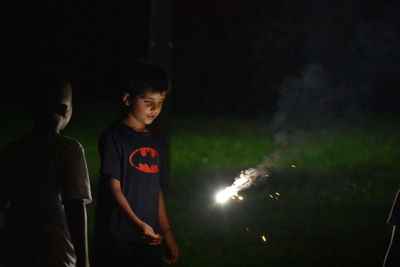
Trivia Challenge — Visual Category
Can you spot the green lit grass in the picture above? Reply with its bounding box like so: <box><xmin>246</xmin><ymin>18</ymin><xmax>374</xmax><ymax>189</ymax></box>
<box><xmin>1</xmin><ymin>104</ymin><xmax>399</xmax><ymax>266</ymax></box>
<box><xmin>168</xmin><ymin>115</ymin><xmax>400</xmax><ymax>266</ymax></box>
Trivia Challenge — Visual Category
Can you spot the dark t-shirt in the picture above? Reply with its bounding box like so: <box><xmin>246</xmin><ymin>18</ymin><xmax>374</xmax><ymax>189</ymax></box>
<box><xmin>387</xmin><ymin>190</ymin><xmax>400</xmax><ymax>226</ymax></box>
<box><xmin>95</xmin><ymin>121</ymin><xmax>169</xmax><ymax>241</ymax></box>
<box><xmin>0</xmin><ymin>133</ymin><xmax>92</xmax><ymax>267</ymax></box>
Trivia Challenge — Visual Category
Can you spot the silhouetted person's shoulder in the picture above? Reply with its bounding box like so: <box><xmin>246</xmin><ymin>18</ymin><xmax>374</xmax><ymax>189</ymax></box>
<box><xmin>4</xmin><ymin>132</ymin><xmax>83</xmax><ymax>152</ymax></box>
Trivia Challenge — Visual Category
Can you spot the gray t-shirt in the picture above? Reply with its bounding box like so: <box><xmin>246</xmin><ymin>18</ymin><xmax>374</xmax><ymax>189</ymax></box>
<box><xmin>0</xmin><ymin>133</ymin><xmax>92</xmax><ymax>267</ymax></box>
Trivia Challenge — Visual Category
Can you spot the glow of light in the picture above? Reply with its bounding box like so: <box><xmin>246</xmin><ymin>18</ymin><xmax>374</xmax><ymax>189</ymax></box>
<box><xmin>275</xmin><ymin>192</ymin><xmax>280</xmax><ymax>196</ymax></box>
<box><xmin>215</xmin><ymin>169</ymin><xmax>256</xmax><ymax>204</ymax></box>
<box><xmin>216</xmin><ymin>189</ymin><xmax>234</xmax><ymax>204</ymax></box>
<box><xmin>215</xmin><ymin>167</ymin><xmax>269</xmax><ymax>204</ymax></box>
<box><xmin>291</xmin><ymin>164</ymin><xmax>296</xmax><ymax>168</ymax></box>
<box><xmin>246</xmin><ymin>227</ymin><xmax>250</xmax><ymax>232</ymax></box>
<box><xmin>261</xmin><ymin>235</ymin><xmax>267</xmax><ymax>242</ymax></box>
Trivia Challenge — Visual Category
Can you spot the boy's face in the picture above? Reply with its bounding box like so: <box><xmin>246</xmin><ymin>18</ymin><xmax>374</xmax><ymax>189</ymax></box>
<box><xmin>60</xmin><ymin>85</ymin><xmax>73</xmax><ymax>130</ymax></box>
<box><xmin>126</xmin><ymin>91</ymin><xmax>166</xmax><ymax>125</ymax></box>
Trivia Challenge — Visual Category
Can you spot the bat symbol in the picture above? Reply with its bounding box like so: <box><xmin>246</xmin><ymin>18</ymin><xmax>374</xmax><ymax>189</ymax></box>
<box><xmin>129</xmin><ymin>147</ymin><xmax>159</xmax><ymax>173</ymax></box>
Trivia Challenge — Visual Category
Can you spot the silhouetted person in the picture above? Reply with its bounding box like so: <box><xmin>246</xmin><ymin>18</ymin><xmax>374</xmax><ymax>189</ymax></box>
<box><xmin>93</xmin><ymin>63</ymin><xmax>178</xmax><ymax>267</ymax></box>
<box><xmin>384</xmin><ymin>189</ymin><xmax>400</xmax><ymax>266</ymax></box>
<box><xmin>0</xmin><ymin>72</ymin><xmax>92</xmax><ymax>267</ymax></box>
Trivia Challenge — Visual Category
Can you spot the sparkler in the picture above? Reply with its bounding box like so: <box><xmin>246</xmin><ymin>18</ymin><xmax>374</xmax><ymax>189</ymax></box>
<box><xmin>215</xmin><ymin>166</ymin><xmax>269</xmax><ymax>204</ymax></box>
<box><xmin>215</xmin><ymin>152</ymin><xmax>284</xmax><ymax>204</ymax></box>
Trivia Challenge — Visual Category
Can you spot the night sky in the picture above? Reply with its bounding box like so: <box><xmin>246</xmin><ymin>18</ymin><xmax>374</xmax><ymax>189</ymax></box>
<box><xmin>3</xmin><ymin>0</ymin><xmax>400</xmax><ymax>119</ymax></box>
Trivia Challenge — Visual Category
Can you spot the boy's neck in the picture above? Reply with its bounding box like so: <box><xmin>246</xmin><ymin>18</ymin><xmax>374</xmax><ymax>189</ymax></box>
<box><xmin>122</xmin><ymin>114</ymin><xmax>149</xmax><ymax>133</ymax></box>
<box><xmin>34</xmin><ymin>119</ymin><xmax>62</xmax><ymax>134</ymax></box>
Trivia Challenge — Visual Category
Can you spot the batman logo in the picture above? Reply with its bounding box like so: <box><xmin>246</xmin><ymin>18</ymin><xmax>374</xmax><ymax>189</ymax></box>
<box><xmin>129</xmin><ymin>147</ymin><xmax>159</xmax><ymax>173</ymax></box>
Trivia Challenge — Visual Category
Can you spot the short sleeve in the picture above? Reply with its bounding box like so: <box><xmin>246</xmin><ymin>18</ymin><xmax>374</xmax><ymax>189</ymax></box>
<box><xmin>387</xmin><ymin>190</ymin><xmax>400</xmax><ymax>226</ymax></box>
<box><xmin>60</xmin><ymin>141</ymin><xmax>92</xmax><ymax>204</ymax></box>
<box><xmin>99</xmin><ymin>132</ymin><xmax>122</xmax><ymax>180</ymax></box>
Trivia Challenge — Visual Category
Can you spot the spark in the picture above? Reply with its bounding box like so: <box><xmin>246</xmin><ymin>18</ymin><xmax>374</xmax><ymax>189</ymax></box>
<box><xmin>275</xmin><ymin>192</ymin><xmax>280</xmax><ymax>196</ymax></box>
<box><xmin>261</xmin><ymin>235</ymin><xmax>267</xmax><ymax>242</ymax></box>
<box><xmin>291</xmin><ymin>164</ymin><xmax>296</xmax><ymax>168</ymax></box>
<box><xmin>246</xmin><ymin>227</ymin><xmax>250</xmax><ymax>232</ymax></box>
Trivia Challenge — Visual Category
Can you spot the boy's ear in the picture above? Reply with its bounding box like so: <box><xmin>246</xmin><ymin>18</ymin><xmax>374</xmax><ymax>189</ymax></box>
<box><xmin>55</xmin><ymin>104</ymin><xmax>68</xmax><ymax>117</ymax></box>
<box><xmin>122</xmin><ymin>92</ymin><xmax>131</xmax><ymax>107</ymax></box>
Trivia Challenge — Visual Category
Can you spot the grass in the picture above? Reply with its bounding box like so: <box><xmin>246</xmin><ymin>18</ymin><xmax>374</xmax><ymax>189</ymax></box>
<box><xmin>167</xmin><ymin>115</ymin><xmax>399</xmax><ymax>266</ymax></box>
<box><xmin>1</xmin><ymin>102</ymin><xmax>399</xmax><ymax>266</ymax></box>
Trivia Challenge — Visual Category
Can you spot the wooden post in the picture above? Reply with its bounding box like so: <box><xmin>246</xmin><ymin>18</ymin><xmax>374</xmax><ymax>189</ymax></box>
<box><xmin>148</xmin><ymin>0</ymin><xmax>173</xmax><ymax>156</ymax></box>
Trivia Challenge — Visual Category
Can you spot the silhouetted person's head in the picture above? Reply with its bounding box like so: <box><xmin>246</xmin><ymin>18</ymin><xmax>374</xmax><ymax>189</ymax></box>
<box><xmin>29</xmin><ymin>72</ymin><xmax>73</xmax><ymax>132</ymax></box>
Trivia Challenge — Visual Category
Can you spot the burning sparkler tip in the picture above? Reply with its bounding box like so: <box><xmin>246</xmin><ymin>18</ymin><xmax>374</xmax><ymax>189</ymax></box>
<box><xmin>216</xmin><ymin>190</ymin><xmax>230</xmax><ymax>204</ymax></box>
<box><xmin>215</xmin><ymin>164</ymin><xmax>271</xmax><ymax>204</ymax></box>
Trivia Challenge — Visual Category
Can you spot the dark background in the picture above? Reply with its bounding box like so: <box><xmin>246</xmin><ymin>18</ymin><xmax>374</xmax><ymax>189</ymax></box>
<box><xmin>3</xmin><ymin>0</ymin><xmax>400</xmax><ymax>120</ymax></box>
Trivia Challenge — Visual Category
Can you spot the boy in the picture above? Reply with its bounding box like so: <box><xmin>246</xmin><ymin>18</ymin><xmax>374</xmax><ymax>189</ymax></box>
<box><xmin>0</xmin><ymin>72</ymin><xmax>92</xmax><ymax>267</ymax></box>
<box><xmin>94</xmin><ymin>63</ymin><xmax>178</xmax><ymax>266</ymax></box>
<box><xmin>384</xmin><ymin>189</ymin><xmax>400</xmax><ymax>267</ymax></box>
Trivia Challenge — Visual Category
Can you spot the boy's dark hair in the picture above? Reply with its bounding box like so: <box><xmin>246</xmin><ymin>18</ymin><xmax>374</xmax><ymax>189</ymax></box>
<box><xmin>28</xmin><ymin>71</ymin><xmax>71</xmax><ymax>117</ymax></box>
<box><xmin>123</xmin><ymin>63</ymin><xmax>169</xmax><ymax>97</ymax></box>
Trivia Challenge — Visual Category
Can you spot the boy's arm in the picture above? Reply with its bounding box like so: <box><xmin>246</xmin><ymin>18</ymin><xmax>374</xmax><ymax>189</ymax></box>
<box><xmin>64</xmin><ymin>199</ymin><xmax>89</xmax><ymax>267</ymax></box>
<box><xmin>109</xmin><ymin>177</ymin><xmax>162</xmax><ymax>244</ymax></box>
<box><xmin>159</xmin><ymin>190</ymin><xmax>179</xmax><ymax>264</ymax></box>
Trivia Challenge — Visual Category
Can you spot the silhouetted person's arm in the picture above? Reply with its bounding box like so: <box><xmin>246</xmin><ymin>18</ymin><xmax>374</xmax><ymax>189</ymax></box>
<box><xmin>384</xmin><ymin>190</ymin><xmax>400</xmax><ymax>267</ymax></box>
<box><xmin>384</xmin><ymin>225</ymin><xmax>400</xmax><ymax>267</ymax></box>
<box><xmin>64</xmin><ymin>199</ymin><xmax>89</xmax><ymax>267</ymax></box>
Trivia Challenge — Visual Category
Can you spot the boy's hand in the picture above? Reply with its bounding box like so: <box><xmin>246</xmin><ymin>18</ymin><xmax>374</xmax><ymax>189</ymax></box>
<box><xmin>139</xmin><ymin>222</ymin><xmax>162</xmax><ymax>245</ymax></box>
<box><xmin>163</xmin><ymin>231</ymin><xmax>179</xmax><ymax>264</ymax></box>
